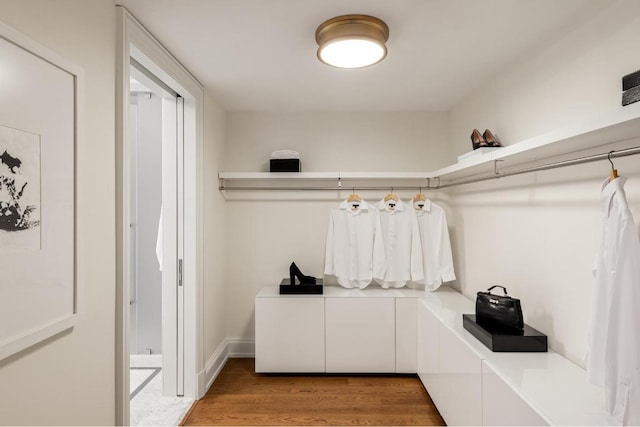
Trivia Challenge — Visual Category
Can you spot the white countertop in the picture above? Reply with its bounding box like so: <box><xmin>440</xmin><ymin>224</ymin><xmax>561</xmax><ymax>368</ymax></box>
<box><xmin>419</xmin><ymin>288</ymin><xmax>606</xmax><ymax>426</ymax></box>
<box><xmin>256</xmin><ymin>285</ymin><xmax>426</xmax><ymax>299</ymax></box>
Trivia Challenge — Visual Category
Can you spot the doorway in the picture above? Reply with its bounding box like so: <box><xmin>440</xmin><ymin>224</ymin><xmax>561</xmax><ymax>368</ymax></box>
<box><xmin>127</xmin><ymin>61</ymin><xmax>192</xmax><ymax>425</ymax></box>
<box><xmin>116</xmin><ymin>7</ymin><xmax>205</xmax><ymax>426</ymax></box>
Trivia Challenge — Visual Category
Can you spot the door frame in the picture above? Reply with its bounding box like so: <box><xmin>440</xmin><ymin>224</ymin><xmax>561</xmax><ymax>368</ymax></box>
<box><xmin>115</xmin><ymin>6</ymin><xmax>204</xmax><ymax>425</ymax></box>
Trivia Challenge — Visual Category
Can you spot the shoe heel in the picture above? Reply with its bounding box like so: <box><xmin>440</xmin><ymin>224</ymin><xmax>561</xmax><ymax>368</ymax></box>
<box><xmin>289</xmin><ymin>263</ymin><xmax>297</xmax><ymax>285</ymax></box>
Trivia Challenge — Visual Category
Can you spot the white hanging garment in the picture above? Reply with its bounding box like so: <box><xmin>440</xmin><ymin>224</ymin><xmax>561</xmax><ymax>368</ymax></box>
<box><xmin>324</xmin><ymin>199</ymin><xmax>385</xmax><ymax>289</ymax></box>
<box><xmin>373</xmin><ymin>198</ymin><xmax>423</xmax><ymax>288</ymax></box>
<box><xmin>587</xmin><ymin>177</ymin><xmax>640</xmax><ymax>426</ymax></box>
<box><xmin>155</xmin><ymin>207</ymin><xmax>163</xmax><ymax>271</ymax></box>
<box><xmin>414</xmin><ymin>199</ymin><xmax>455</xmax><ymax>290</ymax></box>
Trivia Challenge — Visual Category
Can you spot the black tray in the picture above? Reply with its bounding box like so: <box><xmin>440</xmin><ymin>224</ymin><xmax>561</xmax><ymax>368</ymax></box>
<box><xmin>463</xmin><ymin>314</ymin><xmax>547</xmax><ymax>352</ymax></box>
<box><xmin>279</xmin><ymin>278</ymin><xmax>323</xmax><ymax>295</ymax></box>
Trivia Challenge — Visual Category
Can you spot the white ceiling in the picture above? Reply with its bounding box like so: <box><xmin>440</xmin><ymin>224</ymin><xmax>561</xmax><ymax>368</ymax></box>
<box><xmin>118</xmin><ymin>0</ymin><xmax>601</xmax><ymax>112</ymax></box>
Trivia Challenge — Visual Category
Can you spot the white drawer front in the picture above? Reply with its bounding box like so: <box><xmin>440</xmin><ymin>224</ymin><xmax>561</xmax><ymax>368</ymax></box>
<box><xmin>255</xmin><ymin>297</ymin><xmax>325</xmax><ymax>372</ymax></box>
<box><xmin>482</xmin><ymin>361</ymin><xmax>549</xmax><ymax>426</ymax></box>
<box><xmin>325</xmin><ymin>297</ymin><xmax>395</xmax><ymax>373</ymax></box>
<box><xmin>396</xmin><ymin>298</ymin><xmax>417</xmax><ymax>373</ymax></box>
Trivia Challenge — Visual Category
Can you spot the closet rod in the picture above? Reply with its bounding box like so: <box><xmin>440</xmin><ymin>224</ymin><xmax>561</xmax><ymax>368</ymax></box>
<box><xmin>218</xmin><ymin>185</ymin><xmax>434</xmax><ymax>191</ymax></box>
<box><xmin>436</xmin><ymin>144</ymin><xmax>640</xmax><ymax>189</ymax></box>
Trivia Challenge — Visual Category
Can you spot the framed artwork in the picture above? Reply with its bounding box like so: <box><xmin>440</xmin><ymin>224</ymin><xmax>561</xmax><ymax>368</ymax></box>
<box><xmin>0</xmin><ymin>21</ymin><xmax>80</xmax><ymax>361</ymax></box>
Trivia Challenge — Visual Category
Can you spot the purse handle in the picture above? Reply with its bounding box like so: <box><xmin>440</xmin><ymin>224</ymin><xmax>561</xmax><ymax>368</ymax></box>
<box><xmin>487</xmin><ymin>285</ymin><xmax>508</xmax><ymax>295</ymax></box>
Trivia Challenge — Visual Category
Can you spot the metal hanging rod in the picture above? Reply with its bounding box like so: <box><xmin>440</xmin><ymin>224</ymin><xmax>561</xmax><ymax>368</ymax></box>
<box><xmin>437</xmin><ymin>144</ymin><xmax>640</xmax><ymax>189</ymax></box>
<box><xmin>218</xmin><ymin>145</ymin><xmax>640</xmax><ymax>191</ymax></box>
<box><xmin>217</xmin><ymin>185</ymin><xmax>435</xmax><ymax>192</ymax></box>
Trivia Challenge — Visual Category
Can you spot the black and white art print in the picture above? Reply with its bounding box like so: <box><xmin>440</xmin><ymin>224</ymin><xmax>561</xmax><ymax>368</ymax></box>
<box><xmin>0</xmin><ymin>125</ymin><xmax>41</xmax><ymax>250</ymax></box>
<box><xmin>0</xmin><ymin>22</ymin><xmax>78</xmax><ymax>362</ymax></box>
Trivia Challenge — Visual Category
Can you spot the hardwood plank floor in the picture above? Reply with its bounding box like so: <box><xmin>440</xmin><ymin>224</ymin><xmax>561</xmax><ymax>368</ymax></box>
<box><xmin>181</xmin><ymin>358</ymin><xmax>445</xmax><ymax>426</ymax></box>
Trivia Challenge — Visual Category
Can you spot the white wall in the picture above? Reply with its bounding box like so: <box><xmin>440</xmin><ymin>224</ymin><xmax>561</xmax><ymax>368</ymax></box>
<box><xmin>450</xmin><ymin>0</ymin><xmax>640</xmax><ymax>157</ymax></box>
<box><xmin>203</xmin><ymin>93</ymin><xmax>228</xmax><ymax>360</ymax></box>
<box><xmin>448</xmin><ymin>0</ymin><xmax>640</xmax><ymax>366</ymax></box>
<box><xmin>226</xmin><ymin>111</ymin><xmax>449</xmax><ymax>172</ymax></box>
<box><xmin>0</xmin><ymin>0</ymin><xmax>116</xmax><ymax>425</ymax></box>
<box><xmin>223</xmin><ymin>111</ymin><xmax>450</xmax><ymax>339</ymax></box>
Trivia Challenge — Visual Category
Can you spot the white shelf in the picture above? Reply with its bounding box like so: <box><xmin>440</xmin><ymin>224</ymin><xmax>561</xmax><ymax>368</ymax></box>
<box><xmin>218</xmin><ymin>171</ymin><xmax>435</xmax><ymax>180</ymax></box>
<box><xmin>219</xmin><ymin>103</ymin><xmax>640</xmax><ymax>190</ymax></box>
<box><xmin>434</xmin><ymin>102</ymin><xmax>640</xmax><ymax>183</ymax></box>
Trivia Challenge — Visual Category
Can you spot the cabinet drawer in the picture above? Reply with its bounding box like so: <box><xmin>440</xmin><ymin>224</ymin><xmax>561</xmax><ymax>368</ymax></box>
<box><xmin>325</xmin><ymin>297</ymin><xmax>395</xmax><ymax>373</ymax></box>
<box><xmin>482</xmin><ymin>361</ymin><xmax>548</xmax><ymax>426</ymax></box>
<box><xmin>438</xmin><ymin>325</ymin><xmax>482</xmax><ymax>426</ymax></box>
<box><xmin>255</xmin><ymin>297</ymin><xmax>325</xmax><ymax>372</ymax></box>
<box><xmin>396</xmin><ymin>298</ymin><xmax>417</xmax><ymax>373</ymax></box>
<box><xmin>417</xmin><ymin>300</ymin><xmax>482</xmax><ymax>426</ymax></box>
<box><xmin>417</xmin><ymin>301</ymin><xmax>439</xmax><ymax>382</ymax></box>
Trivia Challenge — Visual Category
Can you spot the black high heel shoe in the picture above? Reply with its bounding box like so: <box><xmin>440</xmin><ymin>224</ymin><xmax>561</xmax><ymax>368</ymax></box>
<box><xmin>289</xmin><ymin>262</ymin><xmax>316</xmax><ymax>285</ymax></box>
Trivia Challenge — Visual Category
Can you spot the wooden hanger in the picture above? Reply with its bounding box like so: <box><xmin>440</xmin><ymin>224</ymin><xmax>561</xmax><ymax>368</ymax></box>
<box><xmin>414</xmin><ymin>188</ymin><xmax>426</xmax><ymax>202</ymax></box>
<box><xmin>608</xmin><ymin>151</ymin><xmax>619</xmax><ymax>181</ymax></box>
<box><xmin>347</xmin><ymin>188</ymin><xmax>361</xmax><ymax>203</ymax></box>
<box><xmin>384</xmin><ymin>188</ymin><xmax>398</xmax><ymax>202</ymax></box>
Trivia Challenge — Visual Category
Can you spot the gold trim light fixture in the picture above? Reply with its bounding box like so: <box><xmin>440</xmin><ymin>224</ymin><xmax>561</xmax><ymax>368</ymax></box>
<box><xmin>315</xmin><ymin>14</ymin><xmax>389</xmax><ymax>69</ymax></box>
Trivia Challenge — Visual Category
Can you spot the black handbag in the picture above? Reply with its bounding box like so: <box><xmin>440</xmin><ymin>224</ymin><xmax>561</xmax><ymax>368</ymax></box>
<box><xmin>476</xmin><ymin>285</ymin><xmax>524</xmax><ymax>334</ymax></box>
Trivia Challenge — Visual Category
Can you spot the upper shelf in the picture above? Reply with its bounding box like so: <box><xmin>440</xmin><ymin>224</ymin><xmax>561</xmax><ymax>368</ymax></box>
<box><xmin>432</xmin><ymin>102</ymin><xmax>640</xmax><ymax>183</ymax></box>
<box><xmin>219</xmin><ymin>102</ymin><xmax>640</xmax><ymax>191</ymax></box>
<box><xmin>218</xmin><ymin>171</ymin><xmax>434</xmax><ymax>181</ymax></box>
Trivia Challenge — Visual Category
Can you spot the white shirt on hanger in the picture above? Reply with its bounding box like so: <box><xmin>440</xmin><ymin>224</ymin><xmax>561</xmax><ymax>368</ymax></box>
<box><xmin>324</xmin><ymin>199</ymin><xmax>384</xmax><ymax>289</ymax></box>
<box><xmin>414</xmin><ymin>199</ymin><xmax>456</xmax><ymax>290</ymax></box>
<box><xmin>587</xmin><ymin>176</ymin><xmax>640</xmax><ymax>426</ymax></box>
<box><xmin>373</xmin><ymin>198</ymin><xmax>423</xmax><ymax>288</ymax></box>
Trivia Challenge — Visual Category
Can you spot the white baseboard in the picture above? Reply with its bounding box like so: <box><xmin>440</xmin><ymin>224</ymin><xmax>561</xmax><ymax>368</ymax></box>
<box><xmin>198</xmin><ymin>338</ymin><xmax>255</xmax><ymax>397</ymax></box>
<box><xmin>227</xmin><ymin>338</ymin><xmax>255</xmax><ymax>358</ymax></box>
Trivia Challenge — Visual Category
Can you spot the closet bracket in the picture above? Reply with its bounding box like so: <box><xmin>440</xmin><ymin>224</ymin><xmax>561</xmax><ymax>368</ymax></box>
<box><xmin>494</xmin><ymin>160</ymin><xmax>504</xmax><ymax>177</ymax></box>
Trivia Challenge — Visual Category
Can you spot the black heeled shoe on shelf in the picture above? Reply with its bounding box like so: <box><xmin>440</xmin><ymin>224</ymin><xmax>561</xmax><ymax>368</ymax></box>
<box><xmin>471</xmin><ymin>129</ymin><xmax>489</xmax><ymax>150</ymax></box>
<box><xmin>289</xmin><ymin>262</ymin><xmax>316</xmax><ymax>285</ymax></box>
<box><xmin>483</xmin><ymin>129</ymin><xmax>503</xmax><ymax>147</ymax></box>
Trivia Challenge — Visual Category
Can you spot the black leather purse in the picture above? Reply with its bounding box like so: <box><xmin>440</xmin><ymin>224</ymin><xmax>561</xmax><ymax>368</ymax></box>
<box><xmin>476</xmin><ymin>285</ymin><xmax>524</xmax><ymax>334</ymax></box>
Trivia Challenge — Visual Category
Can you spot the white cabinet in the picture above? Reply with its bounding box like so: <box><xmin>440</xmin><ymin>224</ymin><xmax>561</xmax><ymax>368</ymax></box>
<box><xmin>255</xmin><ymin>287</ymin><xmax>423</xmax><ymax>374</ymax></box>
<box><xmin>395</xmin><ymin>298</ymin><xmax>417</xmax><ymax>373</ymax></box>
<box><xmin>438</xmin><ymin>324</ymin><xmax>482</xmax><ymax>426</ymax></box>
<box><xmin>325</xmin><ymin>297</ymin><xmax>395</xmax><ymax>373</ymax></box>
<box><xmin>482</xmin><ymin>361</ymin><xmax>548</xmax><ymax>426</ymax></box>
<box><xmin>417</xmin><ymin>288</ymin><xmax>606</xmax><ymax>426</ymax></box>
<box><xmin>255</xmin><ymin>296</ymin><xmax>325</xmax><ymax>373</ymax></box>
<box><xmin>417</xmin><ymin>298</ymin><xmax>482</xmax><ymax>426</ymax></box>
<box><xmin>417</xmin><ymin>300</ymin><xmax>439</xmax><ymax>389</ymax></box>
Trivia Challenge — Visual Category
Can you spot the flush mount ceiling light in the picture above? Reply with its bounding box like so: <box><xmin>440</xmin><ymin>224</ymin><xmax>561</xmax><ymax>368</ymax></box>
<box><xmin>315</xmin><ymin>14</ymin><xmax>389</xmax><ymax>69</ymax></box>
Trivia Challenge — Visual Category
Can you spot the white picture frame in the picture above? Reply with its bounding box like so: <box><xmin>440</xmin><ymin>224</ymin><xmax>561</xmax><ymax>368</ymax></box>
<box><xmin>0</xmin><ymin>21</ymin><xmax>81</xmax><ymax>361</ymax></box>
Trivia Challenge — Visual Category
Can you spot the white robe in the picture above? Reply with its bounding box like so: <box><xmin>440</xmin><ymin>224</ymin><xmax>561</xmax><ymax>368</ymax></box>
<box><xmin>587</xmin><ymin>177</ymin><xmax>640</xmax><ymax>425</ymax></box>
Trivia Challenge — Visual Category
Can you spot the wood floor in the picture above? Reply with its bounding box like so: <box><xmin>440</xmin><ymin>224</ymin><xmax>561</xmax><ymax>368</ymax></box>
<box><xmin>181</xmin><ymin>358</ymin><xmax>445</xmax><ymax>426</ymax></box>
